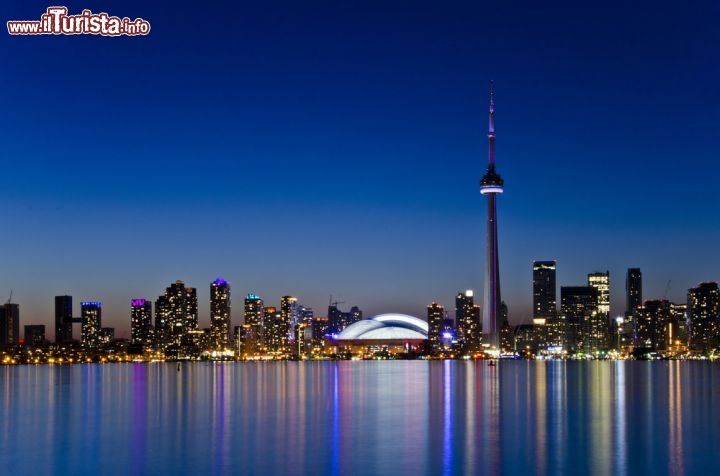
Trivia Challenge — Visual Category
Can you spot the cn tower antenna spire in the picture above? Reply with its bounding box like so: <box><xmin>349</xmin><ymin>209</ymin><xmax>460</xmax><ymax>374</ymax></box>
<box><xmin>488</xmin><ymin>80</ymin><xmax>496</xmax><ymax>166</ymax></box>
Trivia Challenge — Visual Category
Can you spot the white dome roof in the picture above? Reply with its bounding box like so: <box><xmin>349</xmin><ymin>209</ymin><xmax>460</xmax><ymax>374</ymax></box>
<box><xmin>336</xmin><ymin>313</ymin><xmax>428</xmax><ymax>340</ymax></box>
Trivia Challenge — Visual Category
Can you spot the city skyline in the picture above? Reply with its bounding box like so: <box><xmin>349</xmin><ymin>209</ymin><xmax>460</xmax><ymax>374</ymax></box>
<box><xmin>2</xmin><ymin>0</ymin><xmax>719</xmax><ymax>333</ymax></box>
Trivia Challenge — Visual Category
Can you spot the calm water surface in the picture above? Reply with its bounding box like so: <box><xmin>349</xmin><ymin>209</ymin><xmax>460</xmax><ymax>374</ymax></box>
<box><xmin>1</xmin><ymin>361</ymin><xmax>719</xmax><ymax>475</ymax></box>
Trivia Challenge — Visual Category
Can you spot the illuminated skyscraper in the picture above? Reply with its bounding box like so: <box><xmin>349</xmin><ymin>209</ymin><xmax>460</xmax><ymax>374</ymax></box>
<box><xmin>264</xmin><ymin>306</ymin><xmax>285</xmax><ymax>353</ymax></box>
<box><xmin>480</xmin><ymin>81</ymin><xmax>504</xmax><ymax>349</ymax></box>
<box><xmin>561</xmin><ymin>286</ymin><xmax>598</xmax><ymax>353</ymax></box>
<box><xmin>456</xmin><ymin>290</ymin><xmax>481</xmax><ymax>352</ymax></box>
<box><xmin>130</xmin><ymin>299</ymin><xmax>153</xmax><ymax>347</ymax></box>
<box><xmin>634</xmin><ymin>300</ymin><xmax>671</xmax><ymax>350</ymax></box>
<box><xmin>243</xmin><ymin>293</ymin><xmax>264</xmax><ymax>355</ymax></box>
<box><xmin>154</xmin><ymin>295</ymin><xmax>169</xmax><ymax>347</ymax></box>
<box><xmin>533</xmin><ymin>261</ymin><xmax>557</xmax><ymax>348</ymax></box>
<box><xmin>55</xmin><ymin>295</ymin><xmax>74</xmax><ymax>344</ymax></box>
<box><xmin>687</xmin><ymin>282</ymin><xmax>720</xmax><ymax>352</ymax></box>
<box><xmin>160</xmin><ymin>280</ymin><xmax>198</xmax><ymax>346</ymax></box>
<box><xmin>427</xmin><ymin>302</ymin><xmax>444</xmax><ymax>354</ymax></box>
<box><xmin>210</xmin><ymin>278</ymin><xmax>231</xmax><ymax>348</ymax></box>
<box><xmin>587</xmin><ymin>271</ymin><xmax>610</xmax><ymax>350</ymax></box>
<box><xmin>279</xmin><ymin>296</ymin><xmax>297</xmax><ymax>350</ymax></box>
<box><xmin>81</xmin><ymin>302</ymin><xmax>102</xmax><ymax>348</ymax></box>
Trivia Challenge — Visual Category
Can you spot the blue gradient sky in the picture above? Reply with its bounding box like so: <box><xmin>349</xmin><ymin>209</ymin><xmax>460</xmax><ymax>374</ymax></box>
<box><xmin>2</xmin><ymin>0</ymin><xmax>719</xmax><ymax>336</ymax></box>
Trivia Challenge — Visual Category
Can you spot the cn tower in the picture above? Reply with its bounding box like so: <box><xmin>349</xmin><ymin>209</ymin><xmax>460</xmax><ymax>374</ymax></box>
<box><xmin>480</xmin><ymin>81</ymin><xmax>503</xmax><ymax>350</ymax></box>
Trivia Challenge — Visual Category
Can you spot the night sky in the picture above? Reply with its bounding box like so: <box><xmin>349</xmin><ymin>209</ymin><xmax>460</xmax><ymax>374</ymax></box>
<box><xmin>2</xmin><ymin>0</ymin><xmax>719</xmax><ymax>336</ymax></box>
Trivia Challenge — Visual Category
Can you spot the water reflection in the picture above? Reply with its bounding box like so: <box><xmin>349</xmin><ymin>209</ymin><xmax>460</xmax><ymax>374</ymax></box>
<box><xmin>0</xmin><ymin>361</ymin><xmax>718</xmax><ymax>476</ymax></box>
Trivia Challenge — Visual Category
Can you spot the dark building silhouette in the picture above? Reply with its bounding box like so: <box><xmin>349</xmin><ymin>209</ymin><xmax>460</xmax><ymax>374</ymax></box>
<box><xmin>210</xmin><ymin>278</ymin><xmax>231</xmax><ymax>348</ymax></box>
<box><xmin>327</xmin><ymin>303</ymin><xmax>362</xmax><ymax>335</ymax></box>
<box><xmin>55</xmin><ymin>295</ymin><xmax>74</xmax><ymax>344</ymax></box>
<box><xmin>24</xmin><ymin>325</ymin><xmax>46</xmax><ymax>347</ymax></box>
<box><xmin>687</xmin><ymin>282</ymin><xmax>720</xmax><ymax>352</ymax></box>
<box><xmin>154</xmin><ymin>295</ymin><xmax>169</xmax><ymax>347</ymax></box>
<box><xmin>626</xmin><ymin>268</ymin><xmax>642</xmax><ymax>315</ymax></box>
<box><xmin>0</xmin><ymin>303</ymin><xmax>20</xmax><ymax>346</ymax></box>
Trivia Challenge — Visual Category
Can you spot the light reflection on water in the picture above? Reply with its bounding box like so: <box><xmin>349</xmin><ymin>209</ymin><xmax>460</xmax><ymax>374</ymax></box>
<box><xmin>1</xmin><ymin>361</ymin><xmax>719</xmax><ymax>476</ymax></box>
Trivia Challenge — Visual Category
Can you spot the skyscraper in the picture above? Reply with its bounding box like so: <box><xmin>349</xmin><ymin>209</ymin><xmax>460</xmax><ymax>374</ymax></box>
<box><xmin>24</xmin><ymin>325</ymin><xmax>46</xmax><ymax>347</ymax></box>
<box><xmin>130</xmin><ymin>299</ymin><xmax>153</xmax><ymax>347</ymax></box>
<box><xmin>533</xmin><ymin>261</ymin><xmax>557</xmax><ymax>348</ymax></box>
<box><xmin>626</xmin><ymin>268</ymin><xmax>642</xmax><ymax>315</ymax></box>
<box><xmin>81</xmin><ymin>302</ymin><xmax>102</xmax><ymax>348</ymax></box>
<box><xmin>480</xmin><ymin>81</ymin><xmax>504</xmax><ymax>349</ymax></box>
<box><xmin>210</xmin><ymin>278</ymin><xmax>231</xmax><ymax>348</ymax></box>
<box><xmin>588</xmin><ymin>271</ymin><xmax>610</xmax><ymax>350</ymax></box>
<box><xmin>634</xmin><ymin>300</ymin><xmax>671</xmax><ymax>350</ymax></box>
<box><xmin>0</xmin><ymin>303</ymin><xmax>20</xmax><ymax>346</ymax></box>
<box><xmin>162</xmin><ymin>280</ymin><xmax>197</xmax><ymax>347</ymax></box>
<box><xmin>427</xmin><ymin>302</ymin><xmax>444</xmax><ymax>354</ymax></box>
<box><xmin>456</xmin><ymin>290</ymin><xmax>481</xmax><ymax>352</ymax></box>
<box><xmin>154</xmin><ymin>295</ymin><xmax>169</xmax><ymax>347</ymax></box>
<box><xmin>243</xmin><ymin>293</ymin><xmax>264</xmax><ymax>355</ymax></box>
<box><xmin>687</xmin><ymin>282</ymin><xmax>720</xmax><ymax>352</ymax></box>
<box><xmin>55</xmin><ymin>295</ymin><xmax>74</xmax><ymax>344</ymax></box>
<box><xmin>561</xmin><ymin>286</ymin><xmax>599</xmax><ymax>353</ymax></box>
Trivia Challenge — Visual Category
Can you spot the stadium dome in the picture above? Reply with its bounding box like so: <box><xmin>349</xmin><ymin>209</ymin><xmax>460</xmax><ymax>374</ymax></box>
<box><xmin>336</xmin><ymin>313</ymin><xmax>428</xmax><ymax>342</ymax></box>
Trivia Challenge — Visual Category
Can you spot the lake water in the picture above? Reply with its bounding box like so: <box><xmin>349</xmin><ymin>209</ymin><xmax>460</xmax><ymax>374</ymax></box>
<box><xmin>1</xmin><ymin>360</ymin><xmax>719</xmax><ymax>475</ymax></box>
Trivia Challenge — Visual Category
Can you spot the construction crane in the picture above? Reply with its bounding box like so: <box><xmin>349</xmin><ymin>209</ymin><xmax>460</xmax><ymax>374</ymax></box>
<box><xmin>328</xmin><ymin>295</ymin><xmax>345</xmax><ymax>308</ymax></box>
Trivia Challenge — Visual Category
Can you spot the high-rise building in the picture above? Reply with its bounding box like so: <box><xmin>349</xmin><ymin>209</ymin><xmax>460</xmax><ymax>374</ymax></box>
<box><xmin>456</xmin><ymin>290</ymin><xmax>481</xmax><ymax>352</ymax></box>
<box><xmin>328</xmin><ymin>303</ymin><xmax>362</xmax><ymax>335</ymax></box>
<box><xmin>587</xmin><ymin>271</ymin><xmax>610</xmax><ymax>350</ymax></box>
<box><xmin>55</xmin><ymin>295</ymin><xmax>74</xmax><ymax>344</ymax></box>
<box><xmin>687</xmin><ymin>282</ymin><xmax>720</xmax><ymax>352</ymax></box>
<box><xmin>130</xmin><ymin>299</ymin><xmax>153</xmax><ymax>347</ymax></box>
<box><xmin>264</xmin><ymin>306</ymin><xmax>285</xmax><ymax>353</ymax></box>
<box><xmin>427</xmin><ymin>302</ymin><xmax>444</xmax><ymax>354</ymax></box>
<box><xmin>161</xmin><ymin>281</ymin><xmax>197</xmax><ymax>347</ymax></box>
<box><xmin>154</xmin><ymin>295</ymin><xmax>169</xmax><ymax>347</ymax></box>
<box><xmin>626</xmin><ymin>268</ymin><xmax>642</xmax><ymax>315</ymax></box>
<box><xmin>210</xmin><ymin>278</ymin><xmax>231</xmax><ymax>348</ymax></box>
<box><xmin>24</xmin><ymin>325</ymin><xmax>46</xmax><ymax>347</ymax></box>
<box><xmin>81</xmin><ymin>302</ymin><xmax>102</xmax><ymax>348</ymax></box>
<box><xmin>533</xmin><ymin>261</ymin><xmax>557</xmax><ymax>349</ymax></box>
<box><xmin>243</xmin><ymin>293</ymin><xmax>264</xmax><ymax>355</ymax></box>
<box><xmin>480</xmin><ymin>81</ymin><xmax>504</xmax><ymax>350</ymax></box>
<box><xmin>0</xmin><ymin>303</ymin><xmax>20</xmax><ymax>346</ymax></box>
<box><xmin>634</xmin><ymin>300</ymin><xmax>671</xmax><ymax>350</ymax></box>
<box><xmin>281</xmin><ymin>296</ymin><xmax>298</xmax><ymax>343</ymax></box>
<box><xmin>561</xmin><ymin>286</ymin><xmax>599</xmax><ymax>353</ymax></box>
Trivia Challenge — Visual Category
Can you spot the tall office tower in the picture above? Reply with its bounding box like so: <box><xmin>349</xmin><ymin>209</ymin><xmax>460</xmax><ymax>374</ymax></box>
<box><xmin>184</xmin><ymin>286</ymin><xmax>198</xmax><ymax>331</ymax></box>
<box><xmin>210</xmin><ymin>278</ymin><xmax>231</xmax><ymax>348</ymax></box>
<box><xmin>626</xmin><ymin>268</ymin><xmax>642</xmax><ymax>315</ymax></box>
<box><xmin>668</xmin><ymin>303</ymin><xmax>689</xmax><ymax>351</ymax></box>
<box><xmin>0</xmin><ymin>303</ymin><xmax>20</xmax><ymax>346</ymax></box>
<box><xmin>588</xmin><ymin>271</ymin><xmax>610</xmax><ymax>349</ymax></box>
<box><xmin>456</xmin><ymin>290</ymin><xmax>481</xmax><ymax>352</ymax></box>
<box><xmin>24</xmin><ymin>325</ymin><xmax>46</xmax><ymax>347</ymax></box>
<box><xmin>480</xmin><ymin>82</ymin><xmax>504</xmax><ymax>349</ymax></box>
<box><xmin>154</xmin><ymin>295</ymin><xmax>169</xmax><ymax>347</ymax></box>
<box><xmin>263</xmin><ymin>307</ymin><xmax>286</xmax><ymax>353</ymax></box>
<box><xmin>80</xmin><ymin>302</ymin><xmax>102</xmax><ymax>348</ymax></box>
<box><xmin>427</xmin><ymin>302</ymin><xmax>444</xmax><ymax>354</ymax></box>
<box><xmin>161</xmin><ymin>281</ymin><xmax>198</xmax><ymax>346</ymax></box>
<box><xmin>243</xmin><ymin>294</ymin><xmax>264</xmax><ymax>355</ymax></box>
<box><xmin>310</xmin><ymin>317</ymin><xmax>329</xmax><ymax>349</ymax></box>
<box><xmin>280</xmin><ymin>296</ymin><xmax>297</xmax><ymax>348</ymax></box>
<box><xmin>634</xmin><ymin>300</ymin><xmax>671</xmax><ymax>350</ymax></box>
<box><xmin>55</xmin><ymin>295</ymin><xmax>74</xmax><ymax>344</ymax></box>
<box><xmin>533</xmin><ymin>261</ymin><xmax>557</xmax><ymax>349</ymax></box>
<box><xmin>130</xmin><ymin>299</ymin><xmax>153</xmax><ymax>347</ymax></box>
<box><xmin>687</xmin><ymin>282</ymin><xmax>720</xmax><ymax>352</ymax></box>
<box><xmin>560</xmin><ymin>286</ymin><xmax>599</xmax><ymax>353</ymax></box>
